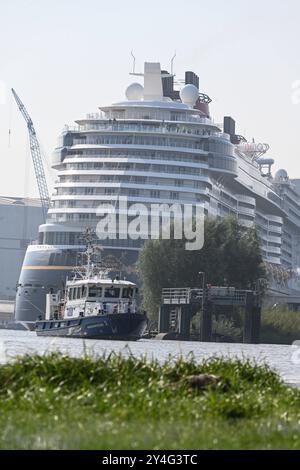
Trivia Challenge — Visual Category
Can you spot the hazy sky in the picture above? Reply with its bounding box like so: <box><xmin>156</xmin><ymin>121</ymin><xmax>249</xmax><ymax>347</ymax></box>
<box><xmin>1</xmin><ymin>0</ymin><xmax>300</xmax><ymax>198</ymax></box>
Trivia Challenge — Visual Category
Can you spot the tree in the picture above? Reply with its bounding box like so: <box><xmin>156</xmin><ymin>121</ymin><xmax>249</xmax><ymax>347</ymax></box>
<box><xmin>137</xmin><ymin>216</ymin><xmax>265</xmax><ymax>317</ymax></box>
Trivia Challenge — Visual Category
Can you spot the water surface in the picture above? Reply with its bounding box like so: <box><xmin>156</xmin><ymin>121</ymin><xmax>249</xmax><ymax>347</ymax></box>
<box><xmin>0</xmin><ymin>330</ymin><xmax>299</xmax><ymax>386</ymax></box>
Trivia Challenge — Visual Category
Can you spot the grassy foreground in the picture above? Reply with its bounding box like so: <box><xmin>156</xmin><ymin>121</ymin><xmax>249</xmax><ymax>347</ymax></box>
<box><xmin>0</xmin><ymin>353</ymin><xmax>300</xmax><ymax>450</ymax></box>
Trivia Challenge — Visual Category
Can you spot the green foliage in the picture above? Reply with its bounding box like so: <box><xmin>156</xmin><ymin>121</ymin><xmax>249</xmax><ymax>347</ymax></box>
<box><xmin>138</xmin><ymin>216</ymin><xmax>265</xmax><ymax>316</ymax></box>
<box><xmin>212</xmin><ymin>317</ymin><xmax>243</xmax><ymax>342</ymax></box>
<box><xmin>261</xmin><ymin>305</ymin><xmax>300</xmax><ymax>344</ymax></box>
<box><xmin>0</xmin><ymin>353</ymin><xmax>299</xmax><ymax>449</ymax></box>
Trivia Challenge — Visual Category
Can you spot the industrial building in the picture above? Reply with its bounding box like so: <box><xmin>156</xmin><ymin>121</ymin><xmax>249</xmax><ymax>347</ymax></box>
<box><xmin>0</xmin><ymin>196</ymin><xmax>43</xmax><ymax>303</ymax></box>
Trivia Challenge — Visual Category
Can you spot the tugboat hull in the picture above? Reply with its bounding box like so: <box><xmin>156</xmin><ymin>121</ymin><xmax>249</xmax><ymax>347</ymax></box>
<box><xmin>35</xmin><ymin>313</ymin><xmax>147</xmax><ymax>341</ymax></box>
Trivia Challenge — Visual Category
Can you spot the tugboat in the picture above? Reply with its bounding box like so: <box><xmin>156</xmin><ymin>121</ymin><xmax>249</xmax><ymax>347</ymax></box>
<box><xmin>35</xmin><ymin>230</ymin><xmax>148</xmax><ymax>341</ymax></box>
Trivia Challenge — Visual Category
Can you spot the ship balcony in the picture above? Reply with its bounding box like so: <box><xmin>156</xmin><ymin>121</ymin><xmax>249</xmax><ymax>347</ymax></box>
<box><xmin>54</xmin><ymin>153</ymin><xmax>210</xmax><ymax>169</ymax></box>
<box><xmin>52</xmin><ymin>183</ymin><xmax>208</xmax><ymax>199</ymax></box>
<box><xmin>256</xmin><ymin>219</ymin><xmax>282</xmax><ymax>233</ymax></box>
<box><xmin>265</xmin><ymin>214</ymin><xmax>283</xmax><ymax>224</ymax></box>
<box><xmin>48</xmin><ymin>191</ymin><xmax>207</xmax><ymax>213</ymax></box>
<box><xmin>267</xmin><ymin>235</ymin><xmax>282</xmax><ymax>244</ymax></box>
<box><xmin>83</xmin><ymin>111</ymin><xmax>215</xmax><ymax>125</ymax></box>
<box><xmin>68</xmin><ymin>143</ymin><xmax>213</xmax><ymax>160</ymax></box>
<box><xmin>96</xmin><ymin>111</ymin><xmax>218</xmax><ymax>127</ymax></box>
<box><xmin>266</xmin><ymin>255</ymin><xmax>281</xmax><ymax>265</ymax></box>
<box><xmin>208</xmin><ymin>155</ymin><xmax>238</xmax><ymax>177</ymax></box>
<box><xmin>236</xmin><ymin>194</ymin><xmax>256</xmax><ymax>206</ymax></box>
<box><xmin>258</xmin><ymin>231</ymin><xmax>282</xmax><ymax>243</ymax></box>
<box><xmin>55</xmin><ymin>168</ymin><xmax>208</xmax><ymax>181</ymax></box>
<box><xmin>71</xmin><ymin>137</ymin><xmax>210</xmax><ymax>153</ymax></box>
<box><xmin>72</xmin><ymin>123</ymin><xmax>228</xmax><ymax>141</ymax></box>
<box><xmin>237</xmin><ymin>207</ymin><xmax>255</xmax><ymax>216</ymax></box>
<box><xmin>61</xmin><ymin>156</ymin><xmax>210</xmax><ymax>170</ymax></box>
<box><xmin>267</xmin><ymin>246</ymin><xmax>282</xmax><ymax>255</ymax></box>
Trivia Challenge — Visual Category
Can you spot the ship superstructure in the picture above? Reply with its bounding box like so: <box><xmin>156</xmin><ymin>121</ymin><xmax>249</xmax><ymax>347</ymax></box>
<box><xmin>15</xmin><ymin>61</ymin><xmax>300</xmax><ymax>322</ymax></box>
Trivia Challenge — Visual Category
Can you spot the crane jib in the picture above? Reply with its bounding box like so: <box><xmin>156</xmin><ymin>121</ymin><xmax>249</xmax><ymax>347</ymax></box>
<box><xmin>11</xmin><ymin>88</ymin><xmax>50</xmax><ymax>223</ymax></box>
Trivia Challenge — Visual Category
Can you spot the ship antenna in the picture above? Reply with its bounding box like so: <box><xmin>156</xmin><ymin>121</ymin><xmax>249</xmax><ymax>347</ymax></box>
<box><xmin>131</xmin><ymin>50</ymin><xmax>136</xmax><ymax>74</ymax></box>
<box><xmin>171</xmin><ymin>51</ymin><xmax>177</xmax><ymax>76</ymax></box>
<box><xmin>86</xmin><ymin>237</ymin><xmax>92</xmax><ymax>278</ymax></box>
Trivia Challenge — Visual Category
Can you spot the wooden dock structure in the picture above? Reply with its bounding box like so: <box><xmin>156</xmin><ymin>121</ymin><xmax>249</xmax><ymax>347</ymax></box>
<box><xmin>159</xmin><ymin>286</ymin><xmax>262</xmax><ymax>344</ymax></box>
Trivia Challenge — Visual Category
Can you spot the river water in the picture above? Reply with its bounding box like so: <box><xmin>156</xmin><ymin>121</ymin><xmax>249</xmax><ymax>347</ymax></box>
<box><xmin>0</xmin><ymin>330</ymin><xmax>300</xmax><ymax>386</ymax></box>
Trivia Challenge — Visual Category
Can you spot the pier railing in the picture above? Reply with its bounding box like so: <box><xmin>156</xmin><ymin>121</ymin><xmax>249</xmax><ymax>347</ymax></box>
<box><xmin>162</xmin><ymin>287</ymin><xmax>254</xmax><ymax>307</ymax></box>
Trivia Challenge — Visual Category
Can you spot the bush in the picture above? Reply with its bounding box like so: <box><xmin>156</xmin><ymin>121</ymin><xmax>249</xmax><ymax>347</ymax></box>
<box><xmin>261</xmin><ymin>305</ymin><xmax>300</xmax><ymax>344</ymax></box>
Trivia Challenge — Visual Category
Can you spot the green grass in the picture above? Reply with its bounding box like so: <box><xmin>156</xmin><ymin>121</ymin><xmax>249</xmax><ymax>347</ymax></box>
<box><xmin>0</xmin><ymin>353</ymin><xmax>300</xmax><ymax>449</ymax></box>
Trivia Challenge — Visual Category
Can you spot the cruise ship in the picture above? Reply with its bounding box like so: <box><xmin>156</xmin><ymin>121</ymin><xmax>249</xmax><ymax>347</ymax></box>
<box><xmin>15</xmin><ymin>61</ymin><xmax>300</xmax><ymax>322</ymax></box>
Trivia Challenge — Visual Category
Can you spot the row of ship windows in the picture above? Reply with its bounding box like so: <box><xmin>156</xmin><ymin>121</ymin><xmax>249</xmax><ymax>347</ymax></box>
<box><xmin>282</xmin><ymin>230</ymin><xmax>293</xmax><ymax>240</ymax></box>
<box><xmin>281</xmin><ymin>249</ymin><xmax>293</xmax><ymax>259</ymax></box>
<box><xmin>72</xmin><ymin>135</ymin><xmax>234</xmax><ymax>156</ymax></box>
<box><xmin>255</xmin><ymin>214</ymin><xmax>283</xmax><ymax>228</ymax></box>
<box><xmin>219</xmin><ymin>191</ymin><xmax>239</xmax><ymax>208</ymax></box>
<box><xmin>282</xmin><ymin>194</ymin><xmax>300</xmax><ymax>213</ymax></box>
<box><xmin>58</xmin><ymin>165</ymin><xmax>205</xmax><ymax>178</ymax></box>
<box><xmin>54</xmin><ymin>188</ymin><xmax>205</xmax><ymax>203</ymax></box>
<box><xmin>94</xmin><ymin>111</ymin><xmax>209</xmax><ymax>123</ymax></box>
<box><xmin>261</xmin><ymin>252</ymin><xmax>281</xmax><ymax>260</ymax></box>
<box><xmin>39</xmin><ymin>231</ymin><xmax>145</xmax><ymax>249</ymax></box>
<box><xmin>52</xmin><ymin>199</ymin><xmax>204</xmax><ymax>211</ymax></box>
<box><xmin>76</xmin><ymin>123</ymin><xmax>217</xmax><ymax>138</ymax></box>
<box><xmin>219</xmin><ymin>206</ymin><xmax>255</xmax><ymax>221</ymax></box>
<box><xmin>56</xmin><ymin>179</ymin><xmax>207</xmax><ymax>193</ymax></box>
<box><xmin>217</xmin><ymin>196</ymin><xmax>255</xmax><ymax>210</ymax></box>
<box><xmin>63</xmin><ymin>162</ymin><xmax>208</xmax><ymax>173</ymax></box>
<box><xmin>208</xmin><ymin>155</ymin><xmax>237</xmax><ymax>174</ymax></box>
<box><xmin>53</xmin><ymin>189</ymin><xmax>194</xmax><ymax>205</ymax></box>
<box><xmin>282</xmin><ymin>241</ymin><xmax>293</xmax><ymax>250</ymax></box>
<box><xmin>288</xmin><ymin>207</ymin><xmax>300</xmax><ymax>221</ymax></box>
<box><xmin>68</xmin><ymin>286</ymin><xmax>134</xmax><ymax>300</ymax></box>
<box><xmin>51</xmin><ymin>194</ymin><xmax>205</xmax><ymax>213</ymax></box>
<box><xmin>48</xmin><ymin>206</ymin><xmax>203</xmax><ymax>222</ymax></box>
<box><xmin>258</xmin><ymin>240</ymin><xmax>282</xmax><ymax>249</ymax></box>
<box><xmin>62</xmin><ymin>149</ymin><xmax>209</xmax><ymax>162</ymax></box>
<box><xmin>59</xmin><ymin>156</ymin><xmax>238</xmax><ymax>177</ymax></box>
<box><xmin>73</xmin><ymin>135</ymin><xmax>204</xmax><ymax>150</ymax></box>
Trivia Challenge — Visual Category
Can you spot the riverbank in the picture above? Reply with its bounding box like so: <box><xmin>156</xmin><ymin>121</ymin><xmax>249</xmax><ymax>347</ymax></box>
<box><xmin>261</xmin><ymin>306</ymin><xmax>300</xmax><ymax>344</ymax></box>
<box><xmin>209</xmin><ymin>305</ymin><xmax>300</xmax><ymax>345</ymax></box>
<box><xmin>0</xmin><ymin>353</ymin><xmax>300</xmax><ymax>449</ymax></box>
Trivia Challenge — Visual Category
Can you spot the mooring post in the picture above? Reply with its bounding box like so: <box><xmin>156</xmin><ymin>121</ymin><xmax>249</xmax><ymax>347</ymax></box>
<box><xmin>244</xmin><ymin>291</ymin><xmax>253</xmax><ymax>344</ymax></box>
<box><xmin>251</xmin><ymin>305</ymin><xmax>261</xmax><ymax>344</ymax></box>
<box><xmin>244</xmin><ymin>291</ymin><xmax>261</xmax><ymax>344</ymax></box>
<box><xmin>251</xmin><ymin>292</ymin><xmax>261</xmax><ymax>344</ymax></box>
<box><xmin>200</xmin><ymin>300</ymin><xmax>213</xmax><ymax>342</ymax></box>
<box><xmin>178</xmin><ymin>305</ymin><xmax>191</xmax><ymax>339</ymax></box>
<box><xmin>158</xmin><ymin>304</ymin><xmax>170</xmax><ymax>333</ymax></box>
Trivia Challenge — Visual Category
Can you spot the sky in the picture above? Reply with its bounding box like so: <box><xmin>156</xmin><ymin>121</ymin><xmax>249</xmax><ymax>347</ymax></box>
<box><xmin>1</xmin><ymin>0</ymin><xmax>300</xmax><ymax>198</ymax></box>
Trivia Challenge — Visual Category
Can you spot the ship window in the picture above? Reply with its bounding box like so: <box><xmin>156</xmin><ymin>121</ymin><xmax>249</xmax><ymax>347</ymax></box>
<box><xmin>88</xmin><ymin>286</ymin><xmax>102</xmax><ymax>297</ymax></box>
<box><xmin>122</xmin><ymin>288</ymin><xmax>134</xmax><ymax>298</ymax></box>
<box><xmin>76</xmin><ymin>288</ymin><xmax>81</xmax><ymax>299</ymax></box>
<box><xmin>104</xmin><ymin>287</ymin><xmax>120</xmax><ymax>299</ymax></box>
<box><xmin>69</xmin><ymin>288</ymin><xmax>74</xmax><ymax>300</ymax></box>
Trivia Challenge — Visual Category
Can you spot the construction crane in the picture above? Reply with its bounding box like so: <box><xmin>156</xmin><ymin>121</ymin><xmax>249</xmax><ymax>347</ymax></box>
<box><xmin>11</xmin><ymin>88</ymin><xmax>50</xmax><ymax>222</ymax></box>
